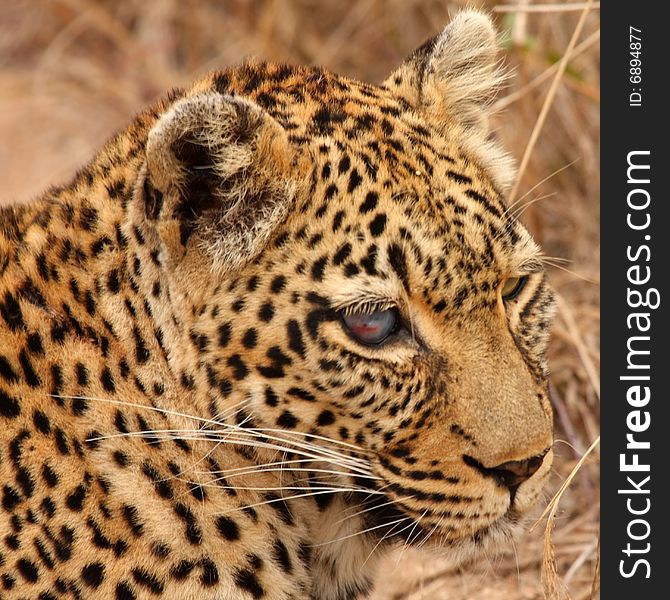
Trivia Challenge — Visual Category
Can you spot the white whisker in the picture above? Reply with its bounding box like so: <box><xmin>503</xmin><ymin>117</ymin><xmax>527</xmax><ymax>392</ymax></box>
<box><xmin>507</xmin><ymin>159</ymin><xmax>579</xmax><ymax>213</ymax></box>
<box><xmin>333</xmin><ymin>495</ymin><xmax>412</xmax><ymax>526</ymax></box>
<box><xmin>511</xmin><ymin>191</ymin><xmax>558</xmax><ymax>219</ymax></box>
<box><xmin>541</xmin><ymin>261</ymin><xmax>599</xmax><ymax>284</ymax></box>
<box><xmin>201</xmin><ymin>466</ymin><xmax>381</xmax><ymax>481</ymax></box>
<box><xmin>313</xmin><ymin>517</ymin><xmax>410</xmax><ymax>547</ymax></box>
<box><xmin>416</xmin><ymin>516</ymin><xmax>443</xmax><ymax>549</ymax></box>
<box><xmin>55</xmin><ymin>393</ymin><xmax>372</xmax><ymax>457</ymax></box>
<box><xmin>396</xmin><ymin>508</ymin><xmax>429</xmax><ymax>565</ymax></box>
<box><xmin>202</xmin><ymin>484</ymin><xmax>378</xmax><ymax>493</ymax></box>
<box><xmin>215</xmin><ymin>488</ymin><xmax>386</xmax><ymax>517</ymax></box>
<box><xmin>204</xmin><ymin>457</ymin><xmax>316</xmax><ymax>474</ymax></box>
<box><xmin>253</xmin><ymin>427</ymin><xmax>373</xmax><ymax>456</ymax></box>
<box><xmin>90</xmin><ymin>429</ymin><xmax>374</xmax><ymax>475</ymax></box>
<box><xmin>191</xmin><ymin>410</ymin><xmax>256</xmax><ymax>477</ymax></box>
<box><xmin>362</xmin><ymin>517</ymin><xmax>416</xmax><ymax>567</ymax></box>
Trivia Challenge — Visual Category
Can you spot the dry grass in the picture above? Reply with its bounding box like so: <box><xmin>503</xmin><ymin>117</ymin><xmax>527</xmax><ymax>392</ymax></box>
<box><xmin>0</xmin><ymin>1</ymin><xmax>600</xmax><ymax>598</ymax></box>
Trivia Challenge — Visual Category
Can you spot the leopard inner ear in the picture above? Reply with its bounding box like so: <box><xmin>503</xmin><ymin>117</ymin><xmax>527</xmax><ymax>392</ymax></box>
<box><xmin>383</xmin><ymin>10</ymin><xmax>516</xmax><ymax>191</ymax></box>
<box><xmin>140</xmin><ymin>91</ymin><xmax>303</xmax><ymax>274</ymax></box>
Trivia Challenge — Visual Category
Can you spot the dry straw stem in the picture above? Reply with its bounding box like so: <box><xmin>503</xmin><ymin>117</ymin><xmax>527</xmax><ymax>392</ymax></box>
<box><xmin>48</xmin><ymin>0</ymin><xmax>179</xmax><ymax>85</ymax></box>
<box><xmin>494</xmin><ymin>2</ymin><xmax>600</xmax><ymax>14</ymax></box>
<box><xmin>52</xmin><ymin>0</ymin><xmax>137</xmax><ymax>51</ymax></box>
<box><xmin>555</xmin><ymin>293</ymin><xmax>600</xmax><ymax>400</ymax></box>
<box><xmin>509</xmin><ymin>0</ymin><xmax>596</xmax><ymax>203</ymax></box>
<box><xmin>531</xmin><ymin>435</ymin><xmax>600</xmax><ymax>600</ymax></box>
<box><xmin>494</xmin><ymin>29</ymin><xmax>600</xmax><ymax>110</ymax></box>
<box><xmin>591</xmin><ymin>535</ymin><xmax>600</xmax><ymax>599</ymax></box>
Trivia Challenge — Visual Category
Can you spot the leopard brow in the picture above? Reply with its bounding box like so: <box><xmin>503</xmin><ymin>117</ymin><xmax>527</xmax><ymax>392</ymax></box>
<box><xmin>333</xmin><ymin>296</ymin><xmax>398</xmax><ymax>315</ymax></box>
<box><xmin>513</xmin><ymin>256</ymin><xmax>545</xmax><ymax>275</ymax></box>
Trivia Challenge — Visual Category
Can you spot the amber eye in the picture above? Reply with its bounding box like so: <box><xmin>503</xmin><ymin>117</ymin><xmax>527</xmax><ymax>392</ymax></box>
<box><xmin>501</xmin><ymin>276</ymin><xmax>527</xmax><ymax>301</ymax></box>
<box><xmin>341</xmin><ymin>309</ymin><xmax>399</xmax><ymax>345</ymax></box>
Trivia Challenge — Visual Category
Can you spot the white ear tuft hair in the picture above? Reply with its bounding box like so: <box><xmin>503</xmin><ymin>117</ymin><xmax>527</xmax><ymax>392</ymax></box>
<box><xmin>423</xmin><ymin>10</ymin><xmax>506</xmax><ymax>130</ymax></box>
<box><xmin>384</xmin><ymin>9</ymin><xmax>516</xmax><ymax>191</ymax></box>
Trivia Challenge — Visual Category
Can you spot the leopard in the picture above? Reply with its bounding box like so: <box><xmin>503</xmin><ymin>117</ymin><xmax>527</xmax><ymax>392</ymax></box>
<box><xmin>0</xmin><ymin>10</ymin><xmax>556</xmax><ymax>600</ymax></box>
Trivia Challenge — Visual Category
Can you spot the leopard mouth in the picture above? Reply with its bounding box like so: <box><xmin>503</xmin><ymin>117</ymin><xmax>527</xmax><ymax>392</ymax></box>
<box><xmin>350</xmin><ymin>487</ymin><xmax>522</xmax><ymax>551</ymax></box>
<box><xmin>351</xmin><ymin>490</ymin><xmax>430</xmax><ymax>546</ymax></box>
<box><xmin>358</xmin><ymin>497</ymin><xmax>522</xmax><ymax>562</ymax></box>
<box><xmin>354</xmin><ymin>447</ymin><xmax>552</xmax><ymax>551</ymax></box>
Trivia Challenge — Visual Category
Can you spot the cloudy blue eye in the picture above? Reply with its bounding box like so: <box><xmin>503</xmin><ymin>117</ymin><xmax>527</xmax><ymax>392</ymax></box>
<box><xmin>342</xmin><ymin>308</ymin><xmax>399</xmax><ymax>345</ymax></box>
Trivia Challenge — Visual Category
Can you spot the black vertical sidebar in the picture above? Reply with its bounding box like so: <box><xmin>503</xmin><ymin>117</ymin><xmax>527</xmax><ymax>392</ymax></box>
<box><xmin>601</xmin><ymin>3</ymin><xmax>668</xmax><ymax>598</ymax></box>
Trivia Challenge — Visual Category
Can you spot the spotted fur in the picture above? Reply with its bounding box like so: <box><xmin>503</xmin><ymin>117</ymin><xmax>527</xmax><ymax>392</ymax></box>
<box><xmin>0</xmin><ymin>11</ymin><xmax>555</xmax><ymax>599</ymax></box>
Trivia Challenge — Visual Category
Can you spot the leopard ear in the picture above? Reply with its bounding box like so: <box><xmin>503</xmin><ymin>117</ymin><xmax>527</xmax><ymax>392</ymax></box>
<box><xmin>385</xmin><ymin>10</ymin><xmax>505</xmax><ymax>131</ymax></box>
<box><xmin>141</xmin><ymin>91</ymin><xmax>300</xmax><ymax>273</ymax></box>
<box><xmin>384</xmin><ymin>10</ymin><xmax>514</xmax><ymax>188</ymax></box>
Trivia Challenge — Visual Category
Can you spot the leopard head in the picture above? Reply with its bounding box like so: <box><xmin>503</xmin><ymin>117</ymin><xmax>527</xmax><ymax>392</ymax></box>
<box><xmin>128</xmin><ymin>9</ymin><xmax>554</xmax><ymax>559</ymax></box>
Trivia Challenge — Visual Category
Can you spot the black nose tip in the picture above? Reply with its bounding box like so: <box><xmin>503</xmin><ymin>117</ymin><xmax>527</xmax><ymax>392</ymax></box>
<box><xmin>464</xmin><ymin>451</ymin><xmax>547</xmax><ymax>492</ymax></box>
<box><xmin>489</xmin><ymin>455</ymin><xmax>545</xmax><ymax>490</ymax></box>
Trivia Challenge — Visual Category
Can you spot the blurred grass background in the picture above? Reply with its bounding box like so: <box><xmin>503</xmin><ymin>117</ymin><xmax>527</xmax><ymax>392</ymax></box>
<box><xmin>0</xmin><ymin>1</ymin><xmax>600</xmax><ymax>598</ymax></box>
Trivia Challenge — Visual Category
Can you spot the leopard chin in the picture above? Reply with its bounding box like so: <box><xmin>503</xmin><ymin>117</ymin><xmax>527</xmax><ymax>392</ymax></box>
<box><xmin>355</xmin><ymin>492</ymin><xmax>523</xmax><ymax>552</ymax></box>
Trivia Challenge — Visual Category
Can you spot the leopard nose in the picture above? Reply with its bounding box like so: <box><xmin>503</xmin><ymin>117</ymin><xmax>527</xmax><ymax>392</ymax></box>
<box><xmin>489</xmin><ymin>454</ymin><xmax>545</xmax><ymax>490</ymax></box>
<box><xmin>464</xmin><ymin>451</ymin><xmax>547</xmax><ymax>492</ymax></box>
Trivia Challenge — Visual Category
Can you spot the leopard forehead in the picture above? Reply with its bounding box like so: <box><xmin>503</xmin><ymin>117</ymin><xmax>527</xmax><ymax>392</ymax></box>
<box><xmin>169</xmin><ymin>60</ymin><xmax>536</xmax><ymax>279</ymax></box>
